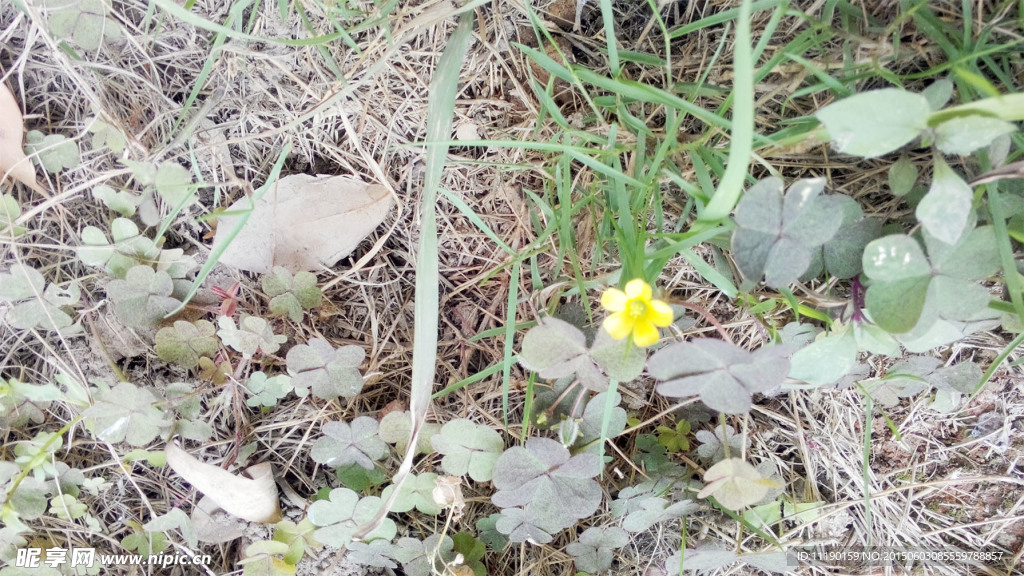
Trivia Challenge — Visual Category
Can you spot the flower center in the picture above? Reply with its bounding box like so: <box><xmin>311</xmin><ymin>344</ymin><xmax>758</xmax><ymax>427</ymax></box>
<box><xmin>628</xmin><ymin>300</ymin><xmax>648</xmax><ymax>319</ymax></box>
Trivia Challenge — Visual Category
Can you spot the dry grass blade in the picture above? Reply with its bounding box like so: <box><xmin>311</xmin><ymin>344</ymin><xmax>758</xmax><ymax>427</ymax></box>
<box><xmin>351</xmin><ymin>9</ymin><xmax>475</xmax><ymax>541</ymax></box>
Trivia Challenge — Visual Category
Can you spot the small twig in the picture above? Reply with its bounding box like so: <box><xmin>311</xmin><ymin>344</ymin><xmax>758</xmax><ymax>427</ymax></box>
<box><xmin>544</xmin><ymin>379</ymin><xmax>581</xmax><ymax>419</ymax></box>
<box><xmin>667</xmin><ymin>299</ymin><xmax>733</xmax><ymax>344</ymax></box>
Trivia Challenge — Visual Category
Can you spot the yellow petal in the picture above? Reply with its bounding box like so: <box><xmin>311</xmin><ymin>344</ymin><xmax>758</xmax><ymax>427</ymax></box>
<box><xmin>603</xmin><ymin>312</ymin><xmax>634</xmax><ymax>340</ymax></box>
<box><xmin>648</xmin><ymin>300</ymin><xmax>675</xmax><ymax>327</ymax></box>
<box><xmin>601</xmin><ymin>288</ymin><xmax>628</xmax><ymax>312</ymax></box>
<box><xmin>625</xmin><ymin>279</ymin><xmax>652</xmax><ymax>301</ymax></box>
<box><xmin>632</xmin><ymin>320</ymin><xmax>660</xmax><ymax>348</ymax></box>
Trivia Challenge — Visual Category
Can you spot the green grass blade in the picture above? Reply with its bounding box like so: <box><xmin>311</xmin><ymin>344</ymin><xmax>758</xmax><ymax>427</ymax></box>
<box><xmin>501</xmin><ymin>261</ymin><xmax>521</xmax><ymax>428</ymax></box>
<box><xmin>597</xmin><ymin>379</ymin><xmax>619</xmax><ymax>476</ymax></box>
<box><xmin>668</xmin><ymin>0</ymin><xmax>785</xmax><ymax>38</ymax></box>
<box><xmin>677</xmin><ymin>248</ymin><xmax>737</xmax><ymax>298</ymax></box>
<box><xmin>700</xmin><ymin>0</ymin><xmax>754</xmax><ymax>222</ymax></box>
<box><xmin>432</xmin><ymin>359</ymin><xmax>510</xmax><ymax>399</ymax></box>
<box><xmin>599</xmin><ymin>0</ymin><xmax>620</xmax><ymax>75</ymax></box>
<box><xmin>438</xmin><ymin>188</ymin><xmax>515</xmax><ymax>255</ymax></box>
<box><xmin>985</xmin><ymin>182</ymin><xmax>1024</xmax><ymax>322</ymax></box>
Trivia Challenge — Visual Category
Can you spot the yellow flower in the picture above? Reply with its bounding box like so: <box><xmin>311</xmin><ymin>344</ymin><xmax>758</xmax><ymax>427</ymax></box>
<box><xmin>601</xmin><ymin>279</ymin><xmax>674</xmax><ymax>348</ymax></box>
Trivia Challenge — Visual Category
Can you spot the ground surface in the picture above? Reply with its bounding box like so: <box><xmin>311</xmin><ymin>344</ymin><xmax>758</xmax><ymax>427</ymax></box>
<box><xmin>1</xmin><ymin>0</ymin><xmax>1023</xmax><ymax>575</ymax></box>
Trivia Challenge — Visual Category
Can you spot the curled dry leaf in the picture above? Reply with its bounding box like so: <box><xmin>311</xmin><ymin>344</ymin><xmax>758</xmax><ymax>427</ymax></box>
<box><xmin>165</xmin><ymin>441</ymin><xmax>281</xmax><ymax>523</ymax></box>
<box><xmin>432</xmin><ymin>475</ymin><xmax>465</xmax><ymax>520</ymax></box>
<box><xmin>190</xmin><ymin>495</ymin><xmax>246</xmax><ymax>544</ymax></box>
<box><xmin>0</xmin><ymin>85</ymin><xmax>45</xmax><ymax>195</ymax></box>
<box><xmin>212</xmin><ymin>174</ymin><xmax>394</xmax><ymax>273</ymax></box>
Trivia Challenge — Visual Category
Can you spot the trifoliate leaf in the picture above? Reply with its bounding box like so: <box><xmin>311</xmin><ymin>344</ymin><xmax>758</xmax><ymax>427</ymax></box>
<box><xmin>577</xmin><ymin>391</ymin><xmax>627</xmax><ymax>452</ymax></box>
<box><xmin>587</xmin><ymin>327</ymin><xmax>645</xmax><ymax>383</ymax></box>
<box><xmin>493</xmin><ymin>507</ymin><xmax>555</xmax><ymax>544</ymax></box>
<box><xmin>648</xmin><ymin>339</ymin><xmax>790</xmax><ymax>414</ymax></box>
<box><xmin>452</xmin><ymin>532</ymin><xmax>487</xmax><ymax>576</ymax></box>
<box><xmin>245</xmin><ymin>372</ymin><xmax>293</xmax><ymax>408</ymax></box>
<box><xmin>144</xmin><ymin>508</ymin><xmax>198</xmax><ymax>549</ymax></box>
<box><xmin>787</xmin><ymin>322</ymin><xmax>858</xmax><ymax>388</ymax></box>
<box><xmin>166</xmin><ymin>383</ymin><xmax>214</xmax><ymax>441</ymax></box>
<box><xmin>82</xmin><ymin>382</ymin><xmax>170</xmax><ymax>446</ymax></box>
<box><xmin>272</xmin><ymin>518</ymin><xmax>320</xmax><ymax>565</ymax></box>
<box><xmin>916</xmin><ymin>157</ymin><xmax>973</xmax><ymax>245</ymax></box>
<box><xmin>199</xmin><ymin>357</ymin><xmax>232</xmax><ymax>385</ymax></box>
<box><xmin>430</xmin><ymin>419</ymin><xmax>503</xmax><ymax>482</ymax></box>
<box><xmin>491</xmin><ymin>437</ymin><xmax>602</xmax><ymax>537</ymax></box>
<box><xmin>518</xmin><ymin>317</ymin><xmax>643</xmax><ymax>393</ymax></box>
<box><xmin>346</xmin><ymin>540</ymin><xmax>397</xmax><ymax>569</ymax></box>
<box><xmin>25</xmin><ymin>131</ymin><xmax>79</xmax><ymax>173</ymax></box>
<box><xmin>820</xmin><ymin>196</ymin><xmax>882</xmax><ymax>279</ymax></box>
<box><xmin>122</xmin><ymin>530</ymin><xmax>169</xmax><ymax>555</ymax></box>
<box><xmin>48</xmin><ymin>494</ymin><xmax>87</xmax><ymax>520</ymax></box>
<box><xmin>393</xmin><ymin>536</ymin><xmax>455</xmax><ymax>576</ymax></box>
<box><xmin>863</xmin><ymin>226</ymin><xmax>999</xmax><ymax>333</ymax></box>
<box><xmin>656</xmin><ymin>419</ymin><xmax>691</xmax><ymax>453</ymax></box>
<box><xmin>77</xmin><ymin>218</ymin><xmax>159</xmax><ymax>277</ymax></box>
<box><xmin>310</xmin><ymin>417</ymin><xmax>388</xmax><ymax>470</ymax></box>
<box><xmin>934</xmin><ymin>115</ymin><xmax>1017</xmax><ymax>156</ymax></box>
<box><xmin>335</xmin><ymin>463</ymin><xmax>387</xmax><ymax>492</ymax></box>
<box><xmin>0</xmin><ymin>264</ymin><xmax>79</xmax><ymax>331</ymax></box>
<box><xmin>285</xmin><ymin>337</ymin><xmax>364</xmax><ymax>399</ymax></box>
<box><xmin>155</xmin><ymin>248</ymin><xmax>198</xmax><ymax>281</ymax></box>
<box><xmin>88</xmin><ymin>118</ymin><xmax>125</xmax><ymax>153</ymax></box>
<box><xmin>864</xmin><ymin>356</ymin><xmax>981</xmax><ymax>411</ymax></box>
<box><xmin>862</xmin><ymin>235</ymin><xmax>931</xmax><ymax>333</ymax></box>
<box><xmin>815</xmin><ymin>89</ymin><xmax>930</xmax><ymax>158</ymax></box>
<box><xmin>165</xmin><ymin>382</ymin><xmax>202</xmax><ymax>420</ymax></box>
<box><xmin>380</xmin><ymin>473</ymin><xmax>443</xmax><ymax>515</ymax></box>
<box><xmin>0</xmin><ymin>378</ymin><xmax>60</xmax><ymax>427</ymax></box>
<box><xmin>377</xmin><ymin>410</ymin><xmax>439</xmax><ymax>455</ymax></box>
<box><xmin>0</xmin><ymin>194</ymin><xmax>25</xmax><ymax>239</ymax></box>
<box><xmin>731</xmin><ymin>177</ymin><xmax>844</xmax><ymax>287</ymax></box>
<box><xmin>777</xmin><ymin>321</ymin><xmax>821</xmax><ymax>349</ymax></box>
<box><xmin>217</xmin><ymin>315</ymin><xmax>287</xmax><ymax>359</ymax></box>
<box><xmin>476</xmin><ymin>514</ymin><xmax>508</xmax><ymax>550</ymax></box>
<box><xmin>106</xmin><ymin>265</ymin><xmax>180</xmax><ymax>329</ymax></box>
<box><xmin>307</xmin><ymin>488</ymin><xmax>396</xmax><ymax>548</ymax></box>
<box><xmin>154</xmin><ymin>161</ymin><xmax>195</xmax><ymax>207</ymax></box>
<box><xmin>621</xmin><ymin>497</ymin><xmax>699</xmax><ymax>533</ymax></box>
<box><xmin>888</xmin><ymin>155</ymin><xmax>918</xmax><ymax>196</ymax></box>
<box><xmin>8</xmin><ymin>475</ymin><xmax>48</xmax><ymax>520</ymax></box>
<box><xmin>610</xmin><ymin>484</ymin><xmax>658</xmax><ymax>518</ymax></box>
<box><xmin>566</xmin><ymin>526</ymin><xmax>629</xmax><ymax>573</ymax></box>
<box><xmin>518</xmin><ymin>317</ymin><xmax>591</xmax><ymax>385</ymax></box>
<box><xmin>697</xmin><ymin>458</ymin><xmax>779</xmax><ymax>510</ymax></box>
<box><xmin>239</xmin><ymin>541</ymin><xmax>292</xmax><ymax>576</ymax></box>
<box><xmin>695</xmin><ymin>425</ymin><xmax>743</xmax><ymax>464</ymax></box>
<box><xmin>262</xmin><ymin>267</ymin><xmax>322</xmax><ymax>322</ymax></box>
<box><xmin>93</xmin><ymin>185</ymin><xmax>141</xmax><ymax>217</ymax></box>
<box><xmin>43</xmin><ymin>0</ymin><xmax>122</xmax><ymax>50</ymax></box>
<box><xmin>155</xmin><ymin>320</ymin><xmax>218</xmax><ymax>369</ymax></box>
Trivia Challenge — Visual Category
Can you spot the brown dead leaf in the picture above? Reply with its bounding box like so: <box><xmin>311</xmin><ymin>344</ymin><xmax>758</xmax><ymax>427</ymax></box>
<box><xmin>0</xmin><ymin>84</ymin><xmax>45</xmax><ymax>195</ymax></box>
<box><xmin>166</xmin><ymin>441</ymin><xmax>282</xmax><ymax>523</ymax></box>
<box><xmin>212</xmin><ymin>174</ymin><xmax>394</xmax><ymax>273</ymax></box>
